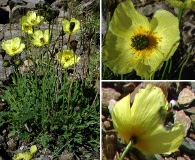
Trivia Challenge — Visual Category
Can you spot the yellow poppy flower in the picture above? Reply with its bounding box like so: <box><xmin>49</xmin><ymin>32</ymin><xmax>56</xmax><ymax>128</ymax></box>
<box><xmin>166</xmin><ymin>0</ymin><xmax>195</xmax><ymax>9</ymax></box>
<box><xmin>31</xmin><ymin>30</ymin><xmax>50</xmax><ymax>47</ymax></box>
<box><xmin>103</xmin><ymin>1</ymin><xmax>180</xmax><ymax>79</ymax></box>
<box><xmin>62</xmin><ymin>18</ymin><xmax>80</xmax><ymax>34</ymax></box>
<box><xmin>25</xmin><ymin>11</ymin><xmax>44</xmax><ymax>26</ymax></box>
<box><xmin>56</xmin><ymin>50</ymin><xmax>80</xmax><ymax>68</ymax></box>
<box><xmin>20</xmin><ymin>11</ymin><xmax>44</xmax><ymax>34</ymax></box>
<box><xmin>12</xmin><ymin>152</ymin><xmax>32</xmax><ymax>160</ymax></box>
<box><xmin>111</xmin><ymin>84</ymin><xmax>184</xmax><ymax>154</ymax></box>
<box><xmin>13</xmin><ymin>145</ymin><xmax>37</xmax><ymax>160</ymax></box>
<box><xmin>1</xmin><ymin>37</ymin><xmax>25</xmax><ymax>56</ymax></box>
<box><xmin>20</xmin><ymin>17</ymin><xmax>33</xmax><ymax>34</ymax></box>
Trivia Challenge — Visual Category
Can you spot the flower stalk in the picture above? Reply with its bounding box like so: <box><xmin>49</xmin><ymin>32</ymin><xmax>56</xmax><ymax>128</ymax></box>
<box><xmin>119</xmin><ymin>139</ymin><xmax>134</xmax><ymax>160</ymax></box>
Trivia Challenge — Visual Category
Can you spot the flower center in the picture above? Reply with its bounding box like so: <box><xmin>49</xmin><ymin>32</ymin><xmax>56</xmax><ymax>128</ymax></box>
<box><xmin>64</xmin><ymin>55</ymin><xmax>71</xmax><ymax>62</ymax></box>
<box><xmin>24</xmin><ymin>25</ymin><xmax>30</xmax><ymax>30</ymax></box>
<box><xmin>131</xmin><ymin>34</ymin><xmax>149</xmax><ymax>50</ymax></box>
<box><xmin>69</xmin><ymin>22</ymin><xmax>75</xmax><ymax>32</ymax></box>
<box><xmin>31</xmin><ymin>19</ymin><xmax>35</xmax><ymax>24</ymax></box>
<box><xmin>12</xmin><ymin>46</ymin><xmax>17</xmax><ymax>52</ymax></box>
<box><xmin>40</xmin><ymin>38</ymin><xmax>45</xmax><ymax>43</ymax></box>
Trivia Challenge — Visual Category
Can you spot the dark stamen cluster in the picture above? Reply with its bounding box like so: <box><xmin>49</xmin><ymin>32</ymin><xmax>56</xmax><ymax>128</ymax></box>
<box><xmin>131</xmin><ymin>34</ymin><xmax>149</xmax><ymax>50</ymax></box>
<box><xmin>69</xmin><ymin>22</ymin><xmax>75</xmax><ymax>32</ymax></box>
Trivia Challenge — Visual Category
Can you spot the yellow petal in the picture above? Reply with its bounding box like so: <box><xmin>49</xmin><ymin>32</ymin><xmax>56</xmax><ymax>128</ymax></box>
<box><xmin>62</xmin><ymin>19</ymin><xmax>70</xmax><ymax>33</ymax></box>
<box><xmin>137</xmin><ymin>123</ymin><xmax>184</xmax><ymax>154</ymax></box>
<box><xmin>131</xmin><ymin>84</ymin><xmax>168</xmax><ymax>132</ymax></box>
<box><xmin>16</xmin><ymin>43</ymin><xmax>25</xmax><ymax>54</ymax></box>
<box><xmin>112</xmin><ymin>94</ymin><xmax>132</xmax><ymax>142</ymax></box>
<box><xmin>30</xmin><ymin>145</ymin><xmax>37</xmax><ymax>154</ymax></box>
<box><xmin>109</xmin><ymin>0</ymin><xmax>150</xmax><ymax>38</ymax></box>
<box><xmin>103</xmin><ymin>31</ymin><xmax>133</xmax><ymax>74</ymax></box>
<box><xmin>150</xmin><ymin>10</ymin><xmax>180</xmax><ymax>60</ymax></box>
<box><xmin>166</xmin><ymin>0</ymin><xmax>195</xmax><ymax>9</ymax></box>
<box><xmin>43</xmin><ymin>30</ymin><xmax>50</xmax><ymax>43</ymax></box>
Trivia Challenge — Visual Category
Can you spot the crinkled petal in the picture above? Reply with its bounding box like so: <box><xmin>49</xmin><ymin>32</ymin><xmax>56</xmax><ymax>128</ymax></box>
<box><xmin>130</xmin><ymin>84</ymin><xmax>168</xmax><ymax>132</ymax></box>
<box><xmin>35</xmin><ymin>16</ymin><xmax>44</xmax><ymax>24</ymax></box>
<box><xmin>32</xmin><ymin>30</ymin><xmax>44</xmax><ymax>46</ymax></box>
<box><xmin>43</xmin><ymin>30</ymin><xmax>50</xmax><ymax>43</ymax></box>
<box><xmin>112</xmin><ymin>94</ymin><xmax>132</xmax><ymax>142</ymax></box>
<box><xmin>16</xmin><ymin>43</ymin><xmax>25</xmax><ymax>54</ymax></box>
<box><xmin>62</xmin><ymin>19</ymin><xmax>70</xmax><ymax>33</ymax></box>
<box><xmin>12</xmin><ymin>37</ymin><xmax>21</xmax><ymax>47</ymax></box>
<box><xmin>136</xmin><ymin>124</ymin><xmax>184</xmax><ymax>154</ymax></box>
<box><xmin>133</xmin><ymin>50</ymin><xmax>164</xmax><ymax>79</ymax></box>
<box><xmin>103</xmin><ymin>31</ymin><xmax>133</xmax><ymax>74</ymax></box>
<box><xmin>150</xmin><ymin>10</ymin><xmax>180</xmax><ymax>60</ymax></box>
<box><xmin>109</xmin><ymin>1</ymin><xmax>150</xmax><ymax>38</ymax></box>
<box><xmin>2</xmin><ymin>40</ymin><xmax>11</xmax><ymax>51</ymax></box>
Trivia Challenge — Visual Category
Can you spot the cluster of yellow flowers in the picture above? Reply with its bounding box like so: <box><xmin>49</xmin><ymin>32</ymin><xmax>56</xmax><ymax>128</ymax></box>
<box><xmin>20</xmin><ymin>11</ymin><xmax>44</xmax><ymax>34</ymax></box>
<box><xmin>1</xmin><ymin>11</ymin><xmax>81</xmax><ymax>68</ymax></box>
<box><xmin>13</xmin><ymin>145</ymin><xmax>37</xmax><ymax>160</ymax></box>
<box><xmin>103</xmin><ymin>0</ymin><xmax>194</xmax><ymax>79</ymax></box>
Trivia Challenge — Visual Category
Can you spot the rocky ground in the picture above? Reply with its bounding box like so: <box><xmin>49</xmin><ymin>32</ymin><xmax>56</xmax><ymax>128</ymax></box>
<box><xmin>102</xmin><ymin>82</ymin><xmax>195</xmax><ymax>160</ymax></box>
<box><xmin>0</xmin><ymin>0</ymin><xmax>100</xmax><ymax>160</ymax></box>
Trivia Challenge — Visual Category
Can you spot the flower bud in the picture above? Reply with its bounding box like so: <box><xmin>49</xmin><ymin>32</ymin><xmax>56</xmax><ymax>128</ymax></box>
<box><xmin>14</xmin><ymin>59</ymin><xmax>22</xmax><ymax>66</ymax></box>
<box><xmin>3</xmin><ymin>60</ymin><xmax>11</xmax><ymax>67</ymax></box>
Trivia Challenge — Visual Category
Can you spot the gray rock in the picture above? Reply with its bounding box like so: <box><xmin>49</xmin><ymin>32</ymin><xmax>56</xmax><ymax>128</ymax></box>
<box><xmin>180</xmin><ymin>137</ymin><xmax>195</xmax><ymax>155</ymax></box>
<box><xmin>32</xmin><ymin>155</ymin><xmax>52</xmax><ymax>160</ymax></box>
<box><xmin>102</xmin><ymin>88</ymin><xmax>121</xmax><ymax>113</ymax></box>
<box><xmin>22</xmin><ymin>0</ymin><xmax>40</xmax><ymax>3</ymax></box>
<box><xmin>0</xmin><ymin>0</ymin><xmax>8</xmax><ymax>6</ymax></box>
<box><xmin>26</xmin><ymin>2</ymin><xmax>36</xmax><ymax>9</ymax></box>
<box><xmin>177</xmin><ymin>157</ymin><xmax>186</xmax><ymax>160</ymax></box>
<box><xmin>7</xmin><ymin>138</ymin><xmax>17</xmax><ymax>151</ymax></box>
<box><xmin>12</xmin><ymin>5</ymin><xmax>28</xmax><ymax>23</ymax></box>
<box><xmin>174</xmin><ymin>110</ymin><xmax>191</xmax><ymax>136</ymax></box>
<box><xmin>190</xmin><ymin>115</ymin><xmax>195</xmax><ymax>130</ymax></box>
<box><xmin>184</xmin><ymin>107</ymin><xmax>195</xmax><ymax>115</ymax></box>
<box><xmin>137</xmin><ymin>2</ymin><xmax>173</xmax><ymax>16</ymax></box>
<box><xmin>0</xmin><ymin>55</ymin><xmax>12</xmax><ymax>81</ymax></box>
<box><xmin>4</xmin><ymin>29</ymin><xmax>21</xmax><ymax>40</ymax></box>
<box><xmin>178</xmin><ymin>88</ymin><xmax>195</xmax><ymax>106</ymax></box>
<box><xmin>58</xmin><ymin>150</ymin><xmax>74</xmax><ymax>160</ymax></box>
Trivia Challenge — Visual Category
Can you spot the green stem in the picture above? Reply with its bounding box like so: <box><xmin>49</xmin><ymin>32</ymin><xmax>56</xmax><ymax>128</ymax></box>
<box><xmin>67</xmin><ymin>33</ymin><xmax>73</xmax><ymax>112</ymax></box>
<box><xmin>119</xmin><ymin>140</ymin><xmax>133</xmax><ymax>160</ymax></box>
<box><xmin>161</xmin><ymin>60</ymin><xmax>169</xmax><ymax>79</ymax></box>
<box><xmin>177</xmin><ymin>8</ymin><xmax>185</xmax><ymax>24</ymax></box>
<box><xmin>67</xmin><ymin>34</ymin><xmax>71</xmax><ymax>50</ymax></box>
<box><xmin>178</xmin><ymin>51</ymin><xmax>191</xmax><ymax>80</ymax></box>
<box><xmin>168</xmin><ymin>58</ymin><xmax>172</xmax><ymax>74</ymax></box>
